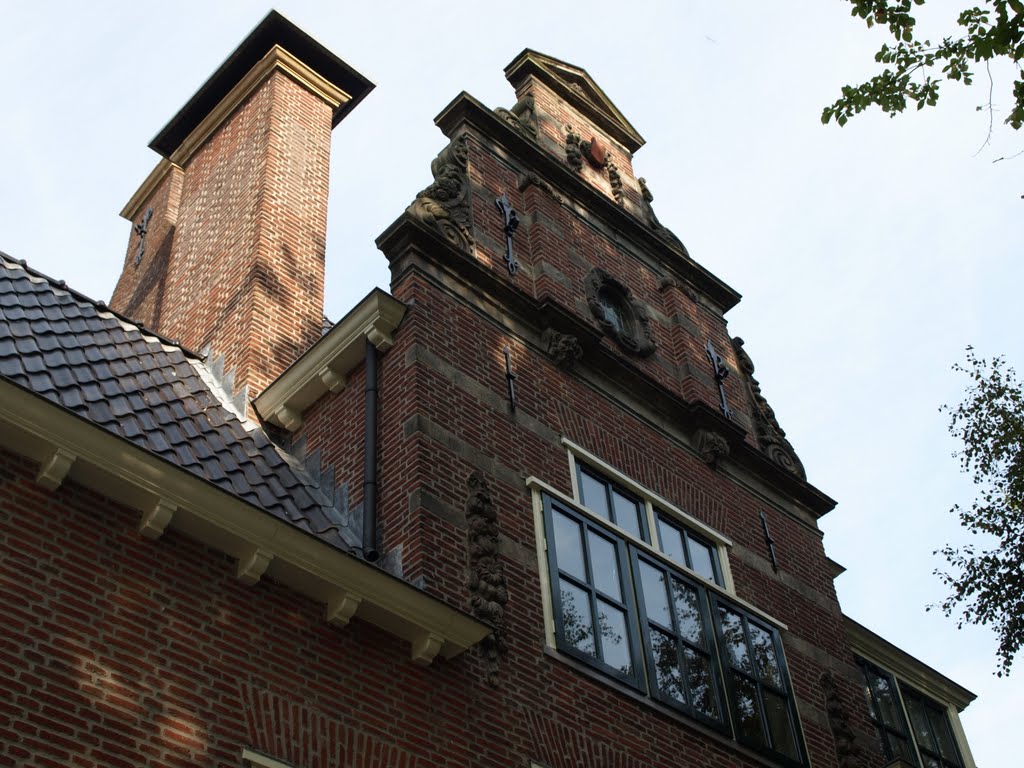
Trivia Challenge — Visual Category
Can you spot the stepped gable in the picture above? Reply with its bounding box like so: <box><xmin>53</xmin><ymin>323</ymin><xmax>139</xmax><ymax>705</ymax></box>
<box><xmin>0</xmin><ymin>253</ymin><xmax>356</xmax><ymax>550</ymax></box>
<box><xmin>504</xmin><ymin>49</ymin><xmax>645</xmax><ymax>152</ymax></box>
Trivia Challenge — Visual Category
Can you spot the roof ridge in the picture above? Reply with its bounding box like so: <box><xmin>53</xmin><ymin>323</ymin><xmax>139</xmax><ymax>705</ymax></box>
<box><xmin>0</xmin><ymin>251</ymin><xmax>205</xmax><ymax>360</ymax></box>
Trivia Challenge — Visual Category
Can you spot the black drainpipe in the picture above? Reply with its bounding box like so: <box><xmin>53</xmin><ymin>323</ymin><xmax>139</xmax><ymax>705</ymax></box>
<box><xmin>362</xmin><ymin>338</ymin><xmax>380</xmax><ymax>562</ymax></box>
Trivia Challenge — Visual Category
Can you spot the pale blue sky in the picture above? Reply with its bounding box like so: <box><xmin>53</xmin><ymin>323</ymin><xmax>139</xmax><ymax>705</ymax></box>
<box><xmin>1</xmin><ymin>2</ymin><xmax>1020</xmax><ymax>765</ymax></box>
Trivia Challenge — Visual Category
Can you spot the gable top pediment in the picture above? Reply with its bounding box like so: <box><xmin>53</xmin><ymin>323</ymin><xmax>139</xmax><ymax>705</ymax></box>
<box><xmin>504</xmin><ymin>49</ymin><xmax>645</xmax><ymax>153</ymax></box>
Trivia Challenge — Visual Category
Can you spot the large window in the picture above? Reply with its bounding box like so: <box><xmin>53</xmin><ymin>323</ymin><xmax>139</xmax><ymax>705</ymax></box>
<box><xmin>543</xmin><ymin>492</ymin><xmax>804</xmax><ymax>767</ymax></box>
<box><xmin>856</xmin><ymin>657</ymin><xmax>967</xmax><ymax>768</ymax></box>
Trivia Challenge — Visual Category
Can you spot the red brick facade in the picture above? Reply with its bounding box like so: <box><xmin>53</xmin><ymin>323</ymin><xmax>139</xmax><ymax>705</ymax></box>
<box><xmin>0</xmin><ymin>15</ymin><xmax>970</xmax><ymax>768</ymax></box>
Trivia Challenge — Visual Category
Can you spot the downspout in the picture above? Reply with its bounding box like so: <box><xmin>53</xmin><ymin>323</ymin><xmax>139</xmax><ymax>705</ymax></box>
<box><xmin>362</xmin><ymin>338</ymin><xmax>380</xmax><ymax>562</ymax></box>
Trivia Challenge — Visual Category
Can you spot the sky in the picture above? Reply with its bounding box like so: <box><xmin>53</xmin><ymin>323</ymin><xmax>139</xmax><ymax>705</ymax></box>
<box><xmin>0</xmin><ymin>1</ymin><xmax>1020</xmax><ymax>765</ymax></box>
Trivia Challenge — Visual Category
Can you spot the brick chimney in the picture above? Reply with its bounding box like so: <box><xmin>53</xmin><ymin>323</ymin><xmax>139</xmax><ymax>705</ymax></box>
<box><xmin>111</xmin><ymin>11</ymin><xmax>373</xmax><ymax>403</ymax></box>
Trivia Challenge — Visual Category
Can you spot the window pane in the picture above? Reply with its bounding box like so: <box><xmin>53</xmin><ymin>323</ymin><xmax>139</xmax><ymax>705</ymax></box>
<box><xmin>887</xmin><ymin>731</ymin><xmax>916</xmax><ymax>763</ymax></box>
<box><xmin>559</xmin><ymin>580</ymin><xmax>595</xmax><ymax>656</ymax></box>
<box><xmin>650</xmin><ymin>627</ymin><xmax>684</xmax><ymax>703</ymax></box>
<box><xmin>671</xmin><ymin>578</ymin><xmax>705</xmax><ymax>647</ymax></box>
<box><xmin>639</xmin><ymin>561</ymin><xmax>671</xmax><ymax>628</ymax></box>
<box><xmin>929</xmin><ymin>708</ymin><xmax>959</xmax><ymax>762</ymax></box>
<box><xmin>687</xmin><ymin>537</ymin><xmax>717</xmax><ymax>583</ymax></box>
<box><xmin>906</xmin><ymin>694</ymin><xmax>934</xmax><ymax>748</ymax></box>
<box><xmin>657</xmin><ymin>517</ymin><xmax>687</xmax><ymax>565</ymax></box>
<box><xmin>611</xmin><ymin>489</ymin><xmax>643</xmax><ymax>539</ymax></box>
<box><xmin>748</xmin><ymin>623</ymin><xmax>782</xmax><ymax>687</ymax></box>
<box><xmin>873</xmin><ymin>673</ymin><xmax>904</xmax><ymax>730</ymax></box>
<box><xmin>764</xmin><ymin>689</ymin><xmax>798</xmax><ymax>759</ymax></box>
<box><xmin>553</xmin><ymin>510</ymin><xmax>586</xmax><ymax>581</ymax></box>
<box><xmin>588</xmin><ymin>531</ymin><xmax>621</xmax><ymax>600</ymax></box>
<box><xmin>718</xmin><ymin>608</ymin><xmax>753</xmax><ymax>674</ymax></box>
<box><xmin>733</xmin><ymin>674</ymin><xmax>768</xmax><ymax>748</ymax></box>
<box><xmin>597</xmin><ymin>600</ymin><xmax>632</xmax><ymax>674</ymax></box>
<box><xmin>683</xmin><ymin>647</ymin><xmax>720</xmax><ymax>720</ymax></box>
<box><xmin>579</xmin><ymin>472</ymin><xmax>610</xmax><ymax>520</ymax></box>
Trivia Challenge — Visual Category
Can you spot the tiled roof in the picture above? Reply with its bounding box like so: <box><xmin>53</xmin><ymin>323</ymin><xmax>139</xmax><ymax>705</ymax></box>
<box><xmin>0</xmin><ymin>253</ymin><xmax>359</xmax><ymax>551</ymax></box>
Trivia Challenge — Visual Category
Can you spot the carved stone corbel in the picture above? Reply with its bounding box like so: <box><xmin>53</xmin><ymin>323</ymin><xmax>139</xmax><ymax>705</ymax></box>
<box><xmin>695</xmin><ymin>429</ymin><xmax>730</xmax><ymax>469</ymax></box>
<box><xmin>406</xmin><ymin>134</ymin><xmax>474</xmax><ymax>251</ymax></box>
<box><xmin>541</xmin><ymin>328</ymin><xmax>583</xmax><ymax>370</ymax></box>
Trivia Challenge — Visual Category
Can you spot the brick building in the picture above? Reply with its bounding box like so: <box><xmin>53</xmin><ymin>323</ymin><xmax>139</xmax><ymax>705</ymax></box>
<box><xmin>0</xmin><ymin>11</ymin><xmax>976</xmax><ymax>768</ymax></box>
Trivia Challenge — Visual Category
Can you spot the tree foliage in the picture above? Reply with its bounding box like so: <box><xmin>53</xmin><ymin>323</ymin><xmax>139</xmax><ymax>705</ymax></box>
<box><xmin>823</xmin><ymin>1</ymin><xmax>1024</xmax><ymax>131</ymax></box>
<box><xmin>936</xmin><ymin>349</ymin><xmax>1024</xmax><ymax>676</ymax></box>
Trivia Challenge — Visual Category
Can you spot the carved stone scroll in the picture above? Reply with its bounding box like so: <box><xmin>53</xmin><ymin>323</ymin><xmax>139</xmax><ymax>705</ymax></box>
<box><xmin>495</xmin><ymin>94</ymin><xmax>537</xmax><ymax>139</ymax></box>
<box><xmin>637</xmin><ymin>177</ymin><xmax>689</xmax><ymax>256</ymax></box>
<box><xmin>406</xmin><ymin>134</ymin><xmax>474</xmax><ymax>251</ymax></box>
<box><xmin>731</xmin><ymin>337</ymin><xmax>806</xmax><ymax>479</ymax></box>
<box><xmin>465</xmin><ymin>471</ymin><xmax>508</xmax><ymax>685</ymax></box>
<box><xmin>607</xmin><ymin>159</ymin><xmax>624</xmax><ymax>205</ymax></box>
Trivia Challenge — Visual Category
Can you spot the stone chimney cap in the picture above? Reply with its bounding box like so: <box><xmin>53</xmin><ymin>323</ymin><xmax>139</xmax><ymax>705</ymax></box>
<box><xmin>149</xmin><ymin>9</ymin><xmax>374</xmax><ymax>158</ymax></box>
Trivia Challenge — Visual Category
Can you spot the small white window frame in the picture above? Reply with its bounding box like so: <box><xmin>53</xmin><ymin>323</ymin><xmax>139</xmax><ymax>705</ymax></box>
<box><xmin>562</xmin><ymin>437</ymin><xmax>735</xmax><ymax>593</ymax></box>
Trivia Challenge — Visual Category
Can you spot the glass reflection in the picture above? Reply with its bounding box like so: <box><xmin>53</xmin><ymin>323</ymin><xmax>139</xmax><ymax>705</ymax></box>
<box><xmin>719</xmin><ymin>608</ymin><xmax>752</xmax><ymax>673</ymax></box>
<box><xmin>611</xmin><ymin>489</ymin><xmax>643</xmax><ymax>539</ymax></box>
<box><xmin>688</xmin><ymin>539</ymin><xmax>716</xmax><ymax>583</ymax></box>
<box><xmin>749</xmin><ymin>623</ymin><xmax>781</xmax><ymax>687</ymax></box>
<box><xmin>553</xmin><ymin>511</ymin><xmax>586</xmax><ymax>581</ymax></box>
<box><xmin>598</xmin><ymin>600</ymin><xmax>632</xmax><ymax>674</ymax></box>
<box><xmin>683</xmin><ymin>648</ymin><xmax>720</xmax><ymax>720</ymax></box>
<box><xmin>579</xmin><ymin>472</ymin><xmax>610</xmax><ymax>520</ymax></box>
<box><xmin>657</xmin><ymin>518</ymin><xmax>687</xmax><ymax>565</ymax></box>
<box><xmin>672</xmin><ymin>579</ymin><xmax>704</xmax><ymax>646</ymax></box>
<box><xmin>640</xmin><ymin>562</ymin><xmax>671</xmax><ymax>627</ymax></box>
<box><xmin>650</xmin><ymin>628</ymin><xmax>684</xmax><ymax>703</ymax></box>
<box><xmin>734</xmin><ymin>674</ymin><xmax>767</xmax><ymax>748</ymax></box>
<box><xmin>560</xmin><ymin>580</ymin><xmax>595</xmax><ymax>656</ymax></box>
<box><xmin>764</xmin><ymin>689</ymin><xmax>797</xmax><ymax>758</ymax></box>
<box><xmin>588</xmin><ymin>531</ymin><xmax>621</xmax><ymax>600</ymax></box>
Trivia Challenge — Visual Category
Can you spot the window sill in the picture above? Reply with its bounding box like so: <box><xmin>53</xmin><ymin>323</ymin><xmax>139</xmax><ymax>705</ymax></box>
<box><xmin>542</xmin><ymin>645</ymin><xmax>804</xmax><ymax>768</ymax></box>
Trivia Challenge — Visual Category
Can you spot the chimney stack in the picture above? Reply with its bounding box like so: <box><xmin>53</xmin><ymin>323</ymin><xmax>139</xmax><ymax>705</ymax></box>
<box><xmin>111</xmin><ymin>11</ymin><xmax>373</xmax><ymax>403</ymax></box>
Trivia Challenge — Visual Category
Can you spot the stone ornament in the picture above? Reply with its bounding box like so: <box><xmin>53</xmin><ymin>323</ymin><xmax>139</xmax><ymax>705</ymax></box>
<box><xmin>565</xmin><ymin>126</ymin><xmax>584</xmax><ymax>172</ymax></box>
<box><xmin>820</xmin><ymin>672</ymin><xmax>861</xmax><ymax>768</ymax></box>
<box><xmin>638</xmin><ymin>177</ymin><xmax>689</xmax><ymax>256</ymax></box>
<box><xmin>607</xmin><ymin>159</ymin><xmax>624</xmax><ymax>205</ymax></box>
<box><xmin>465</xmin><ymin>470</ymin><xmax>508</xmax><ymax>685</ymax></box>
<box><xmin>731</xmin><ymin>337</ymin><xmax>807</xmax><ymax>479</ymax></box>
<box><xmin>494</xmin><ymin>93</ymin><xmax>537</xmax><ymax>139</ymax></box>
<box><xmin>406</xmin><ymin>134</ymin><xmax>474</xmax><ymax>251</ymax></box>
<box><xmin>695</xmin><ymin>428</ymin><xmax>730</xmax><ymax>469</ymax></box>
<box><xmin>584</xmin><ymin>268</ymin><xmax>655</xmax><ymax>357</ymax></box>
<box><xmin>541</xmin><ymin>328</ymin><xmax>583</xmax><ymax>370</ymax></box>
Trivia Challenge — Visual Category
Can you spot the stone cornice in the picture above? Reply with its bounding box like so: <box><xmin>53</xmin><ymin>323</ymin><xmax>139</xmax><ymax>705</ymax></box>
<box><xmin>846</xmin><ymin>617</ymin><xmax>976</xmax><ymax>711</ymax></box>
<box><xmin>0</xmin><ymin>377</ymin><xmax>489</xmax><ymax>665</ymax></box>
<box><xmin>253</xmin><ymin>289</ymin><xmax>406</xmax><ymax>431</ymax></box>
<box><xmin>376</xmin><ymin>217</ymin><xmax>835</xmax><ymax>519</ymax></box>
<box><xmin>431</xmin><ymin>91</ymin><xmax>741</xmax><ymax>313</ymax></box>
<box><xmin>167</xmin><ymin>45</ymin><xmax>351</xmax><ymax>167</ymax></box>
<box><xmin>120</xmin><ymin>159</ymin><xmax>183</xmax><ymax>221</ymax></box>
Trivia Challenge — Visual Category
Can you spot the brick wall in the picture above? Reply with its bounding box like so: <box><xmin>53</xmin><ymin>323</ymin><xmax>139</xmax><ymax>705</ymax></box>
<box><xmin>110</xmin><ymin>69</ymin><xmax>334</xmax><ymax>400</ymax></box>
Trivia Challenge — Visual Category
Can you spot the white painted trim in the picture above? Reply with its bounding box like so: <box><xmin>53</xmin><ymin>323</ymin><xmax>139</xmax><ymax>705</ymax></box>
<box><xmin>242</xmin><ymin>748</ymin><xmax>295</xmax><ymax>768</ymax></box>
<box><xmin>560</xmin><ymin>436</ymin><xmax>733</xmax><ymax>548</ymax></box>
<box><xmin>0</xmin><ymin>378</ymin><xmax>489</xmax><ymax>665</ymax></box>
<box><xmin>524</xmin><ymin>476</ymin><xmax>787</xmax><ymax>632</ymax></box>
<box><xmin>253</xmin><ymin>289</ymin><xmax>406</xmax><ymax>431</ymax></box>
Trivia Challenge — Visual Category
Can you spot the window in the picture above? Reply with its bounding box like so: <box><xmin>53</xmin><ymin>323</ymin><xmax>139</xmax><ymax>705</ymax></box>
<box><xmin>858</xmin><ymin>658</ymin><xmax>917</xmax><ymax>764</ymax></box>
<box><xmin>542</xmin><ymin>492</ymin><xmax>804</xmax><ymax>766</ymax></box>
<box><xmin>856</xmin><ymin>658</ymin><xmax>967</xmax><ymax>768</ymax></box>
<box><xmin>574</xmin><ymin>463</ymin><xmax>726</xmax><ymax>588</ymax></box>
<box><xmin>901</xmin><ymin>687</ymin><xmax>966</xmax><ymax>768</ymax></box>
